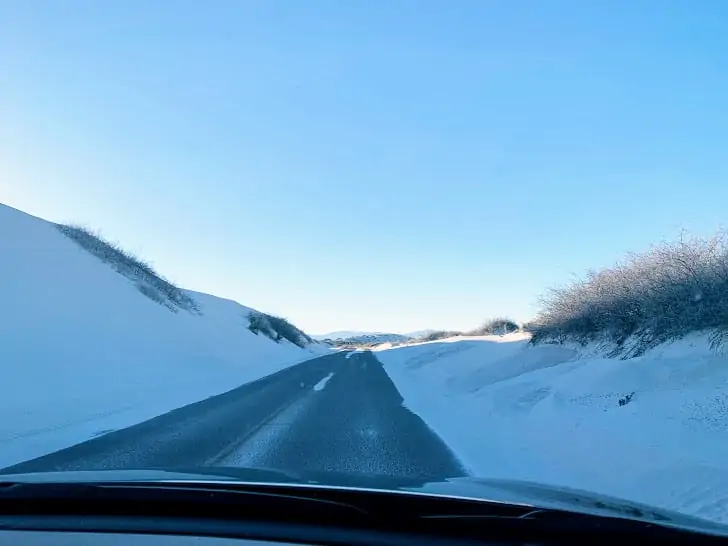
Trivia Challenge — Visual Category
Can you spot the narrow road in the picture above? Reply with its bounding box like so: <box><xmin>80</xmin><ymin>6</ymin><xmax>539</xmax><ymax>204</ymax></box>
<box><xmin>2</xmin><ymin>351</ymin><xmax>466</xmax><ymax>484</ymax></box>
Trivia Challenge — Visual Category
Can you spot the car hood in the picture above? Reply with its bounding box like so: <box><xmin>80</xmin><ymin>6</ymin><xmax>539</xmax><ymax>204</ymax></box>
<box><xmin>1</xmin><ymin>466</ymin><xmax>726</xmax><ymax>535</ymax></box>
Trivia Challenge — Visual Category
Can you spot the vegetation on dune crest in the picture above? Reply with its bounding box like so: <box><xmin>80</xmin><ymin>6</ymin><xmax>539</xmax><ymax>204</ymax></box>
<box><xmin>529</xmin><ymin>232</ymin><xmax>728</xmax><ymax>354</ymax></box>
<box><xmin>56</xmin><ymin>224</ymin><xmax>200</xmax><ymax>314</ymax></box>
<box><xmin>57</xmin><ymin>223</ymin><xmax>314</xmax><ymax>346</ymax></box>
<box><xmin>248</xmin><ymin>311</ymin><xmax>313</xmax><ymax>348</ymax></box>
<box><xmin>413</xmin><ymin>319</ymin><xmax>519</xmax><ymax>343</ymax></box>
<box><xmin>467</xmin><ymin>317</ymin><xmax>520</xmax><ymax>336</ymax></box>
<box><xmin>417</xmin><ymin>330</ymin><xmax>463</xmax><ymax>342</ymax></box>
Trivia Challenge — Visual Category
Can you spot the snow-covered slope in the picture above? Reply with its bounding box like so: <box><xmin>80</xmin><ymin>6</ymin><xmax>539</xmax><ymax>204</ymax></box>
<box><xmin>0</xmin><ymin>203</ymin><xmax>326</xmax><ymax>468</ymax></box>
<box><xmin>377</xmin><ymin>334</ymin><xmax>728</xmax><ymax>523</ymax></box>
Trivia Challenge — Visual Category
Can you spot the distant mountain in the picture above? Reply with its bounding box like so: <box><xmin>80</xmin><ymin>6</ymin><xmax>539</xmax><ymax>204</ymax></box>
<box><xmin>314</xmin><ymin>329</ymin><xmax>439</xmax><ymax>341</ymax></box>
<box><xmin>343</xmin><ymin>333</ymin><xmax>411</xmax><ymax>345</ymax></box>
<box><xmin>311</xmin><ymin>330</ymin><xmax>388</xmax><ymax>341</ymax></box>
<box><xmin>404</xmin><ymin>329</ymin><xmax>438</xmax><ymax>339</ymax></box>
<box><xmin>314</xmin><ymin>329</ymin><xmax>442</xmax><ymax>346</ymax></box>
<box><xmin>320</xmin><ymin>332</ymin><xmax>413</xmax><ymax>347</ymax></box>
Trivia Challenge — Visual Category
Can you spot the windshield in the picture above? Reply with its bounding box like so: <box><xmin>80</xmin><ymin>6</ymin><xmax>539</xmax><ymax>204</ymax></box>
<box><xmin>3</xmin><ymin>0</ymin><xmax>728</xmax><ymax>529</ymax></box>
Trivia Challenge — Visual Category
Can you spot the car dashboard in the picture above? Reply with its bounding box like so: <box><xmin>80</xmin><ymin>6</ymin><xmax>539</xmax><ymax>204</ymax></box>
<box><xmin>0</xmin><ymin>479</ymin><xmax>725</xmax><ymax>546</ymax></box>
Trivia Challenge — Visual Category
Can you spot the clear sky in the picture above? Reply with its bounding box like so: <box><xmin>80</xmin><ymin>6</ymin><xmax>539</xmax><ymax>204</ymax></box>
<box><xmin>3</xmin><ymin>1</ymin><xmax>728</xmax><ymax>334</ymax></box>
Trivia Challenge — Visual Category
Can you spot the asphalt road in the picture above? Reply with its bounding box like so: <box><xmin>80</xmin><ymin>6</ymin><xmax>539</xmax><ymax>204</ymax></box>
<box><xmin>2</xmin><ymin>351</ymin><xmax>466</xmax><ymax>483</ymax></box>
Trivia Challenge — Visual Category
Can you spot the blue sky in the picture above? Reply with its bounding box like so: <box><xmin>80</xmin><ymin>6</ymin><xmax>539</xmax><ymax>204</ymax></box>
<box><xmin>3</xmin><ymin>1</ymin><xmax>728</xmax><ymax>334</ymax></box>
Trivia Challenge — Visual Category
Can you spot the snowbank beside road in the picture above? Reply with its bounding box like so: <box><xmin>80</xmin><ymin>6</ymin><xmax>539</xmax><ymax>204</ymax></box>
<box><xmin>0</xmin><ymin>203</ymin><xmax>327</xmax><ymax>468</ymax></box>
<box><xmin>378</xmin><ymin>334</ymin><xmax>728</xmax><ymax>523</ymax></box>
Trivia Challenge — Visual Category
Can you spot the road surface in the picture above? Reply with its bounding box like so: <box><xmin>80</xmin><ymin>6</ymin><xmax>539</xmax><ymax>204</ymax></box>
<box><xmin>2</xmin><ymin>351</ymin><xmax>466</xmax><ymax>484</ymax></box>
